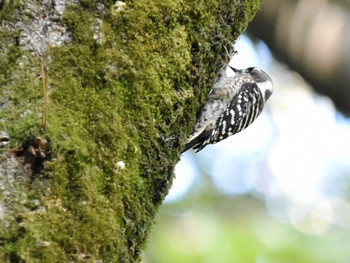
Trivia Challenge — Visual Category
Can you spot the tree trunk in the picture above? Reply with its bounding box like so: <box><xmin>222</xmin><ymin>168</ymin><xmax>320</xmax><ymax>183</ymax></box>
<box><xmin>0</xmin><ymin>0</ymin><xmax>262</xmax><ymax>262</ymax></box>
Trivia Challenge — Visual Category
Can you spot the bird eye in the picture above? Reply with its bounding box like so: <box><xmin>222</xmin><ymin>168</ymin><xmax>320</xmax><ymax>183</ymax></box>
<box><xmin>246</xmin><ymin>67</ymin><xmax>255</xmax><ymax>73</ymax></box>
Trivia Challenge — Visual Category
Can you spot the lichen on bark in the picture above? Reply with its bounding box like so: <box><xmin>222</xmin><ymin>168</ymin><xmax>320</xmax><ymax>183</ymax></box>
<box><xmin>0</xmin><ymin>0</ymin><xmax>262</xmax><ymax>262</ymax></box>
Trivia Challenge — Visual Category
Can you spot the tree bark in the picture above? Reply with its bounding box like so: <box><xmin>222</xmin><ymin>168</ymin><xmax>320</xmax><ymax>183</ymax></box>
<box><xmin>0</xmin><ymin>0</ymin><xmax>262</xmax><ymax>262</ymax></box>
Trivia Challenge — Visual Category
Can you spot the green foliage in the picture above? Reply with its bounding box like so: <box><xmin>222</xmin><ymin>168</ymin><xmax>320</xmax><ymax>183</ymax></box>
<box><xmin>146</xmin><ymin>197</ymin><xmax>350</xmax><ymax>263</ymax></box>
<box><xmin>0</xmin><ymin>0</ymin><xmax>262</xmax><ymax>262</ymax></box>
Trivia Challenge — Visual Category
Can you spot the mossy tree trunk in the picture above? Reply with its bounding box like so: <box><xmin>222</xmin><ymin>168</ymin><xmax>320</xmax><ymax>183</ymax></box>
<box><xmin>0</xmin><ymin>0</ymin><xmax>262</xmax><ymax>262</ymax></box>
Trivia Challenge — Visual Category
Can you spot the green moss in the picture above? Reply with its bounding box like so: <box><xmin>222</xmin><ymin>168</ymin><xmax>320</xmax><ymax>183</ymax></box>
<box><xmin>0</xmin><ymin>0</ymin><xmax>262</xmax><ymax>262</ymax></box>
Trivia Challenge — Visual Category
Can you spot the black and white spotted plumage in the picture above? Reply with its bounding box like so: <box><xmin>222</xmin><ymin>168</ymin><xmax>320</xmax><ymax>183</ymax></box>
<box><xmin>183</xmin><ymin>66</ymin><xmax>273</xmax><ymax>153</ymax></box>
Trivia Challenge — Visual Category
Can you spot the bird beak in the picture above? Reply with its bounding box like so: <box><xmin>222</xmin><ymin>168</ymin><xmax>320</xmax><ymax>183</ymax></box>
<box><xmin>228</xmin><ymin>66</ymin><xmax>239</xmax><ymax>73</ymax></box>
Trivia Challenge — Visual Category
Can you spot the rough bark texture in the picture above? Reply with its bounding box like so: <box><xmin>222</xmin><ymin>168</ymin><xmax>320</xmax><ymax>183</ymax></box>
<box><xmin>0</xmin><ymin>0</ymin><xmax>262</xmax><ymax>262</ymax></box>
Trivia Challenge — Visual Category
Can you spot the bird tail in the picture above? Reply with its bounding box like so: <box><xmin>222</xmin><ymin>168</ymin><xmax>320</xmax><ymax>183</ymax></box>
<box><xmin>182</xmin><ymin>130</ymin><xmax>210</xmax><ymax>153</ymax></box>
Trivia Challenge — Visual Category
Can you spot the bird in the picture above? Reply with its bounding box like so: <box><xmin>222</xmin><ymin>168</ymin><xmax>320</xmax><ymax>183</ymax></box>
<box><xmin>183</xmin><ymin>65</ymin><xmax>273</xmax><ymax>152</ymax></box>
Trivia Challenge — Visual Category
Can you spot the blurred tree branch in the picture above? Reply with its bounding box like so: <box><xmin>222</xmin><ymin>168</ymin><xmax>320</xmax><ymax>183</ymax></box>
<box><xmin>249</xmin><ymin>0</ymin><xmax>350</xmax><ymax>114</ymax></box>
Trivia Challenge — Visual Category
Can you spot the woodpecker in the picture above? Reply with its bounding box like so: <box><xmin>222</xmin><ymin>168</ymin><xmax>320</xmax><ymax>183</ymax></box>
<box><xmin>183</xmin><ymin>65</ymin><xmax>273</xmax><ymax>152</ymax></box>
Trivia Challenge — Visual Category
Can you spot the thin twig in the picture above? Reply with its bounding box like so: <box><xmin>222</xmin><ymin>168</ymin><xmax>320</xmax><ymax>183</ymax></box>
<box><xmin>41</xmin><ymin>29</ymin><xmax>50</xmax><ymax>131</ymax></box>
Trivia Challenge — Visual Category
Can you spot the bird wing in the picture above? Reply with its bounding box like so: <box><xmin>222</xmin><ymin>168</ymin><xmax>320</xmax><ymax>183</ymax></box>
<box><xmin>209</xmin><ymin>82</ymin><xmax>264</xmax><ymax>144</ymax></box>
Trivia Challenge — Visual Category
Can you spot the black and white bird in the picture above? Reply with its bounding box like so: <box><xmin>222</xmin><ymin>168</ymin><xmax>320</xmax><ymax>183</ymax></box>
<box><xmin>183</xmin><ymin>65</ymin><xmax>273</xmax><ymax>153</ymax></box>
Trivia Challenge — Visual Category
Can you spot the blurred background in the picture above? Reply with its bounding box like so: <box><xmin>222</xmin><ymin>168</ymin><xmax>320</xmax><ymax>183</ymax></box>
<box><xmin>144</xmin><ymin>0</ymin><xmax>350</xmax><ymax>262</ymax></box>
